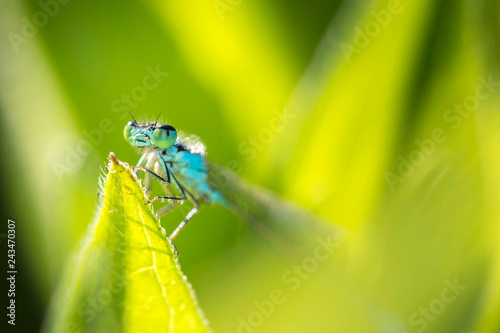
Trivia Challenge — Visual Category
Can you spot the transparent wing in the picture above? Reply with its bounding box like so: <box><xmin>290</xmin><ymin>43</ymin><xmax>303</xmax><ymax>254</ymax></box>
<box><xmin>177</xmin><ymin>131</ymin><xmax>206</xmax><ymax>156</ymax></box>
<box><xmin>207</xmin><ymin>162</ymin><xmax>347</xmax><ymax>253</ymax></box>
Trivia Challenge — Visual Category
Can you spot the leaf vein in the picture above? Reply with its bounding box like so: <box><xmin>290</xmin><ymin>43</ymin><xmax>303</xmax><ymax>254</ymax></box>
<box><xmin>138</xmin><ymin>209</ymin><xmax>175</xmax><ymax>331</ymax></box>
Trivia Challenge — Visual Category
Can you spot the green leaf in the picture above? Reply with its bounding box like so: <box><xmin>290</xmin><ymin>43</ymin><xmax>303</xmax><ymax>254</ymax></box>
<box><xmin>43</xmin><ymin>153</ymin><xmax>210</xmax><ymax>333</ymax></box>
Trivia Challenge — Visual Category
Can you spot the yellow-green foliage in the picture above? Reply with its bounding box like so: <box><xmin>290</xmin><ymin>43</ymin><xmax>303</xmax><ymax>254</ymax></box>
<box><xmin>43</xmin><ymin>153</ymin><xmax>209</xmax><ymax>333</ymax></box>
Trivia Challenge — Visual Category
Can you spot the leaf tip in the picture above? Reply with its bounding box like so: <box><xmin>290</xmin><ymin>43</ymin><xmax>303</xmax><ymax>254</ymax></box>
<box><xmin>107</xmin><ymin>152</ymin><xmax>140</xmax><ymax>181</ymax></box>
<box><xmin>108</xmin><ymin>151</ymin><xmax>125</xmax><ymax>168</ymax></box>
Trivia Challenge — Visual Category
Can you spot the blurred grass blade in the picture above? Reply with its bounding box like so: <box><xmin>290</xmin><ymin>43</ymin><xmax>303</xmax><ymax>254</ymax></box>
<box><xmin>43</xmin><ymin>153</ymin><xmax>210</xmax><ymax>333</ymax></box>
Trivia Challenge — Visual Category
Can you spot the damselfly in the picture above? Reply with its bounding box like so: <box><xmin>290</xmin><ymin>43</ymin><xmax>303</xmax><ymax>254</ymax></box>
<box><xmin>123</xmin><ymin>117</ymin><xmax>343</xmax><ymax>249</ymax></box>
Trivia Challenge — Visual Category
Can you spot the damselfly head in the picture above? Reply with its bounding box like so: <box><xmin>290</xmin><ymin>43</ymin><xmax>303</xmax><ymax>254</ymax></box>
<box><xmin>124</xmin><ymin>120</ymin><xmax>177</xmax><ymax>149</ymax></box>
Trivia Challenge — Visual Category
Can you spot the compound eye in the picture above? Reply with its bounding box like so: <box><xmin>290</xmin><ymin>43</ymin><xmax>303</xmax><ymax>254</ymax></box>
<box><xmin>123</xmin><ymin>123</ymin><xmax>135</xmax><ymax>141</ymax></box>
<box><xmin>158</xmin><ymin>124</ymin><xmax>176</xmax><ymax>132</ymax></box>
<box><xmin>153</xmin><ymin>125</ymin><xmax>177</xmax><ymax>148</ymax></box>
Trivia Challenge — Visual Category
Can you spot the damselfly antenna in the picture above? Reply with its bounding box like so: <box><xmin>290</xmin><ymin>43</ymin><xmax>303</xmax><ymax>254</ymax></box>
<box><xmin>155</xmin><ymin>111</ymin><xmax>162</xmax><ymax>126</ymax></box>
<box><xmin>127</xmin><ymin>109</ymin><xmax>137</xmax><ymax>122</ymax></box>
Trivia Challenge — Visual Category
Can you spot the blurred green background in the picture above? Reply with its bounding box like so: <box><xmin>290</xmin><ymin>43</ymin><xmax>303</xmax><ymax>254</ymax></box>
<box><xmin>1</xmin><ymin>0</ymin><xmax>500</xmax><ymax>332</ymax></box>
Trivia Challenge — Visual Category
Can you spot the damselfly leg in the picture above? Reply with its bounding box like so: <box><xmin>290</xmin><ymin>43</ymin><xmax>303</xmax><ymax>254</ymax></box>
<box><xmin>153</xmin><ymin>161</ymin><xmax>182</xmax><ymax>216</ymax></box>
<box><xmin>169</xmin><ymin>189</ymin><xmax>199</xmax><ymax>240</ymax></box>
<box><xmin>133</xmin><ymin>156</ymin><xmax>200</xmax><ymax>240</ymax></box>
<box><xmin>147</xmin><ymin>168</ymin><xmax>200</xmax><ymax>239</ymax></box>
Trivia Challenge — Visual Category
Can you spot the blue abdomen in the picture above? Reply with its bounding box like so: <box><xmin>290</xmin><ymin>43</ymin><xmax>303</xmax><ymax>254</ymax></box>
<box><xmin>171</xmin><ymin>151</ymin><xmax>227</xmax><ymax>206</ymax></box>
